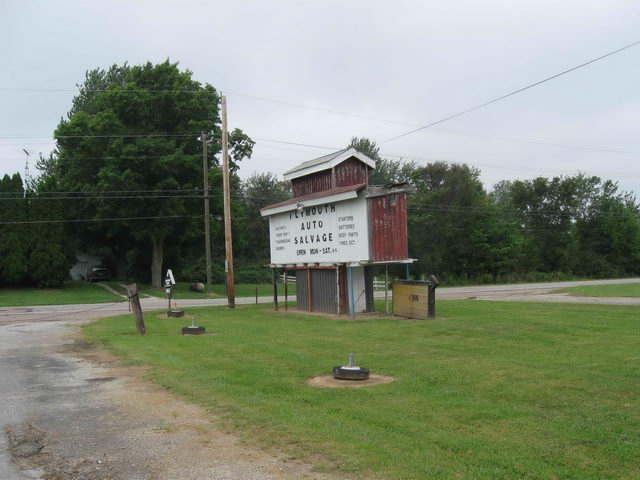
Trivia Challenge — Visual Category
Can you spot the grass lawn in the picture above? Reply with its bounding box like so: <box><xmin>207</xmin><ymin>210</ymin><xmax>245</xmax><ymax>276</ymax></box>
<box><xmin>553</xmin><ymin>282</ymin><xmax>640</xmax><ymax>298</ymax></box>
<box><xmin>125</xmin><ymin>281</ymin><xmax>296</xmax><ymax>299</ymax></box>
<box><xmin>84</xmin><ymin>301</ymin><xmax>640</xmax><ymax>479</ymax></box>
<box><xmin>0</xmin><ymin>280</ymin><xmax>121</xmax><ymax>307</ymax></box>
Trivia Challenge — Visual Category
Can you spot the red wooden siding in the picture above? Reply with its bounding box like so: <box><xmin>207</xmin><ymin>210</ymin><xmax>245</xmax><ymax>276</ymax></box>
<box><xmin>292</xmin><ymin>169</ymin><xmax>332</xmax><ymax>196</ymax></box>
<box><xmin>334</xmin><ymin>158</ymin><xmax>368</xmax><ymax>187</ymax></box>
<box><xmin>368</xmin><ymin>194</ymin><xmax>409</xmax><ymax>261</ymax></box>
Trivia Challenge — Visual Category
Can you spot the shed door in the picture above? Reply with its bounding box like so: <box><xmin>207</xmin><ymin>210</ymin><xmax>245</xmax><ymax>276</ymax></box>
<box><xmin>311</xmin><ymin>269</ymin><xmax>338</xmax><ymax>315</ymax></box>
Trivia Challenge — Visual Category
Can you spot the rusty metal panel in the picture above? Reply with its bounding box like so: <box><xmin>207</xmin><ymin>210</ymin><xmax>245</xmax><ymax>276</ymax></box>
<box><xmin>335</xmin><ymin>158</ymin><xmax>368</xmax><ymax>187</ymax></box>
<box><xmin>311</xmin><ymin>269</ymin><xmax>338</xmax><ymax>314</ymax></box>
<box><xmin>368</xmin><ymin>194</ymin><xmax>408</xmax><ymax>261</ymax></box>
<box><xmin>392</xmin><ymin>281</ymin><xmax>428</xmax><ymax>319</ymax></box>
<box><xmin>296</xmin><ymin>269</ymin><xmax>309</xmax><ymax>311</ymax></box>
<box><xmin>292</xmin><ymin>170</ymin><xmax>333</xmax><ymax>196</ymax></box>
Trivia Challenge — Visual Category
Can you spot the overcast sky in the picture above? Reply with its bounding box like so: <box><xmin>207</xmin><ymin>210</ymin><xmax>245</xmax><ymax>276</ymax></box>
<box><xmin>2</xmin><ymin>0</ymin><xmax>639</xmax><ymax>196</ymax></box>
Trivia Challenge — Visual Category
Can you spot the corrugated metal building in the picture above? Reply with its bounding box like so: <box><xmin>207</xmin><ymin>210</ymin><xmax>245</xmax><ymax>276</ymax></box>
<box><xmin>261</xmin><ymin>147</ymin><xmax>414</xmax><ymax>316</ymax></box>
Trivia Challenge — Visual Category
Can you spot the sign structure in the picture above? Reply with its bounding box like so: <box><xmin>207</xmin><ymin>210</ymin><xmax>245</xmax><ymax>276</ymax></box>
<box><xmin>268</xmin><ymin>196</ymin><xmax>370</xmax><ymax>264</ymax></box>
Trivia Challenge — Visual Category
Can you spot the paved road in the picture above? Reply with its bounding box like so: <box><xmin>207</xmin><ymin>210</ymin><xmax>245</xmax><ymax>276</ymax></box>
<box><xmin>1</xmin><ymin>277</ymin><xmax>638</xmax><ymax>322</ymax></box>
<box><xmin>434</xmin><ymin>277</ymin><xmax>640</xmax><ymax>304</ymax></box>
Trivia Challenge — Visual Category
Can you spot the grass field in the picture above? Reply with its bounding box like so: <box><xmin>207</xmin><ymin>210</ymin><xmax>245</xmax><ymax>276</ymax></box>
<box><xmin>553</xmin><ymin>282</ymin><xmax>640</xmax><ymax>298</ymax></box>
<box><xmin>0</xmin><ymin>280</ymin><xmax>121</xmax><ymax>307</ymax></box>
<box><xmin>110</xmin><ymin>281</ymin><xmax>297</xmax><ymax>299</ymax></box>
<box><xmin>84</xmin><ymin>301</ymin><xmax>640</xmax><ymax>479</ymax></box>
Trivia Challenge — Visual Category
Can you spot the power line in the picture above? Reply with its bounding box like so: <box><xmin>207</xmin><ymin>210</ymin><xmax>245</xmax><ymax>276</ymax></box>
<box><xmin>0</xmin><ymin>87</ymin><xmax>213</xmax><ymax>94</ymax></box>
<box><xmin>252</xmin><ymin>137</ymin><xmax>338</xmax><ymax>151</ymax></box>
<box><xmin>382</xmin><ymin>39</ymin><xmax>640</xmax><ymax>144</ymax></box>
<box><xmin>0</xmin><ymin>133</ymin><xmax>203</xmax><ymax>139</ymax></box>
<box><xmin>0</xmin><ymin>194</ymin><xmax>208</xmax><ymax>200</ymax></box>
<box><xmin>427</xmin><ymin>127</ymin><xmax>640</xmax><ymax>157</ymax></box>
<box><xmin>0</xmin><ymin>214</ymin><xmax>202</xmax><ymax>225</ymax></box>
<box><xmin>0</xmin><ymin>188</ymin><xmax>203</xmax><ymax>195</ymax></box>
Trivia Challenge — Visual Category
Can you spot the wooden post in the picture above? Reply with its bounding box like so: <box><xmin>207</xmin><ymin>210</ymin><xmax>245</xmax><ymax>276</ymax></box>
<box><xmin>428</xmin><ymin>274</ymin><xmax>439</xmax><ymax>320</ymax></box>
<box><xmin>221</xmin><ymin>96</ymin><xmax>236</xmax><ymax>308</ymax></box>
<box><xmin>348</xmin><ymin>266</ymin><xmax>355</xmax><ymax>320</ymax></box>
<box><xmin>202</xmin><ymin>132</ymin><xmax>212</xmax><ymax>295</ymax></box>
<box><xmin>255</xmin><ymin>286</ymin><xmax>258</xmax><ymax>305</ymax></box>
<box><xmin>428</xmin><ymin>284</ymin><xmax>436</xmax><ymax>319</ymax></box>
<box><xmin>284</xmin><ymin>270</ymin><xmax>288</xmax><ymax>311</ymax></box>
<box><xmin>384</xmin><ymin>264</ymin><xmax>389</xmax><ymax>314</ymax></box>
<box><xmin>126</xmin><ymin>283</ymin><xmax>145</xmax><ymax>335</ymax></box>
<box><xmin>335</xmin><ymin>265</ymin><xmax>340</xmax><ymax>315</ymax></box>
<box><xmin>272</xmin><ymin>268</ymin><xmax>279</xmax><ymax>311</ymax></box>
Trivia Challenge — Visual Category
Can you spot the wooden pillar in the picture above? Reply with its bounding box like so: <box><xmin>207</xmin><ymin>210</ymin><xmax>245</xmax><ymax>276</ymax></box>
<box><xmin>272</xmin><ymin>268</ymin><xmax>279</xmax><ymax>311</ymax></box>
<box><xmin>336</xmin><ymin>265</ymin><xmax>340</xmax><ymax>315</ymax></box>
<box><xmin>126</xmin><ymin>283</ymin><xmax>145</xmax><ymax>335</ymax></box>
<box><xmin>284</xmin><ymin>270</ymin><xmax>288</xmax><ymax>311</ymax></box>
<box><xmin>348</xmin><ymin>266</ymin><xmax>355</xmax><ymax>319</ymax></box>
<box><xmin>384</xmin><ymin>264</ymin><xmax>389</xmax><ymax>314</ymax></box>
<box><xmin>428</xmin><ymin>276</ymin><xmax>439</xmax><ymax>319</ymax></box>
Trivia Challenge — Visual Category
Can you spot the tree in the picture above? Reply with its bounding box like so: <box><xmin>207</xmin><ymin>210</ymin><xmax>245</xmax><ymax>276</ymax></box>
<box><xmin>27</xmin><ymin>167</ymin><xmax>75</xmax><ymax>287</ymax></box>
<box><xmin>349</xmin><ymin>136</ymin><xmax>416</xmax><ymax>184</ymax></box>
<box><xmin>574</xmin><ymin>188</ymin><xmax>640</xmax><ymax>276</ymax></box>
<box><xmin>0</xmin><ymin>174</ymin><xmax>29</xmax><ymax>285</ymax></box>
<box><xmin>238</xmin><ymin>172</ymin><xmax>291</xmax><ymax>262</ymax></box>
<box><xmin>48</xmin><ymin>61</ymin><xmax>254</xmax><ymax>287</ymax></box>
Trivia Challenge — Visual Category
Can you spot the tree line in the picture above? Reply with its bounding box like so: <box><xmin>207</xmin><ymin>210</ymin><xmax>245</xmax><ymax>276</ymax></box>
<box><xmin>352</xmin><ymin>137</ymin><xmax>640</xmax><ymax>283</ymax></box>
<box><xmin>1</xmin><ymin>61</ymin><xmax>637</xmax><ymax>288</ymax></box>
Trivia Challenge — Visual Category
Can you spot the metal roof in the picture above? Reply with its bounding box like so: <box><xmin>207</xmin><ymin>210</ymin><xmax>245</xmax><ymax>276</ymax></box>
<box><xmin>282</xmin><ymin>147</ymin><xmax>376</xmax><ymax>181</ymax></box>
<box><xmin>260</xmin><ymin>183</ymin><xmax>367</xmax><ymax>216</ymax></box>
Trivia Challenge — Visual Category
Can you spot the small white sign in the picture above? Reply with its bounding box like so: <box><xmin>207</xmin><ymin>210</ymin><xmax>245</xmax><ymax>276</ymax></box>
<box><xmin>268</xmin><ymin>195</ymin><xmax>370</xmax><ymax>264</ymax></box>
<box><xmin>166</xmin><ymin>269</ymin><xmax>176</xmax><ymax>285</ymax></box>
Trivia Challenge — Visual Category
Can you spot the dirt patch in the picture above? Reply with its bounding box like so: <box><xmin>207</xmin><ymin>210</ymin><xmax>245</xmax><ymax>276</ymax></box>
<box><xmin>65</xmin><ymin>336</ymin><xmax>347</xmax><ymax>479</ymax></box>
<box><xmin>5</xmin><ymin>424</ymin><xmax>46</xmax><ymax>459</ymax></box>
<box><xmin>306</xmin><ymin>373</ymin><xmax>395</xmax><ymax>388</ymax></box>
<box><xmin>5</xmin><ymin>423</ymin><xmax>109</xmax><ymax>480</ymax></box>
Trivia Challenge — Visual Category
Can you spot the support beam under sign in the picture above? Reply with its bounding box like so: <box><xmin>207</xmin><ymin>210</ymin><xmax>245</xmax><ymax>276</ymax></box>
<box><xmin>284</xmin><ymin>270</ymin><xmax>288</xmax><ymax>311</ymax></box>
<box><xmin>348</xmin><ymin>266</ymin><xmax>355</xmax><ymax>319</ymax></box>
<box><xmin>385</xmin><ymin>264</ymin><xmax>389</xmax><ymax>315</ymax></box>
<box><xmin>272</xmin><ymin>268</ymin><xmax>278</xmax><ymax>311</ymax></box>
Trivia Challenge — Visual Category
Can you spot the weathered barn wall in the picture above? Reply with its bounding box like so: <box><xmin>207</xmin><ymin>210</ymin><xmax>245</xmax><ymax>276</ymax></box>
<box><xmin>334</xmin><ymin>158</ymin><xmax>368</xmax><ymax>188</ymax></box>
<box><xmin>292</xmin><ymin>170</ymin><xmax>332</xmax><ymax>196</ymax></box>
<box><xmin>368</xmin><ymin>194</ymin><xmax>409</xmax><ymax>261</ymax></box>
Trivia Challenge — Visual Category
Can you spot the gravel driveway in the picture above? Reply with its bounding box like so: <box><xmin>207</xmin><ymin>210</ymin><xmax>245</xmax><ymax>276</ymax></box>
<box><xmin>0</xmin><ymin>311</ymin><xmax>343</xmax><ymax>480</ymax></box>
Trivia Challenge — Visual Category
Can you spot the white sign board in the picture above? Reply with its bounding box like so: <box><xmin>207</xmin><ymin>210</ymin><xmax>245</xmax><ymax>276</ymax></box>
<box><xmin>268</xmin><ymin>196</ymin><xmax>370</xmax><ymax>264</ymax></box>
<box><xmin>166</xmin><ymin>269</ymin><xmax>175</xmax><ymax>285</ymax></box>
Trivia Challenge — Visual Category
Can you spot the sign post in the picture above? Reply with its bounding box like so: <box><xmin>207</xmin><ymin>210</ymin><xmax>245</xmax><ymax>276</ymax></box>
<box><xmin>165</xmin><ymin>269</ymin><xmax>183</xmax><ymax>317</ymax></box>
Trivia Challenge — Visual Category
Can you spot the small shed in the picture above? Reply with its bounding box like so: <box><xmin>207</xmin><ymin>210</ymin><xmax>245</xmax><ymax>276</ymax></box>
<box><xmin>261</xmin><ymin>147</ymin><xmax>414</xmax><ymax>315</ymax></box>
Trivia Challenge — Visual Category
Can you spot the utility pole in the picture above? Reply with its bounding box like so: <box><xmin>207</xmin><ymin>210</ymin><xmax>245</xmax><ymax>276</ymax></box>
<box><xmin>22</xmin><ymin>149</ymin><xmax>30</xmax><ymax>198</ymax></box>
<box><xmin>221</xmin><ymin>96</ymin><xmax>236</xmax><ymax>308</ymax></box>
<box><xmin>202</xmin><ymin>132</ymin><xmax>212</xmax><ymax>294</ymax></box>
